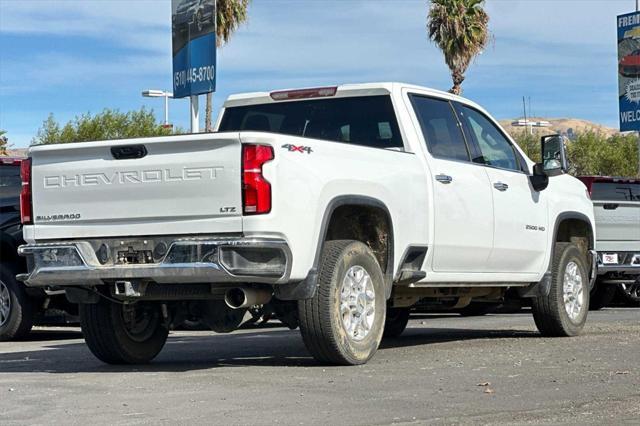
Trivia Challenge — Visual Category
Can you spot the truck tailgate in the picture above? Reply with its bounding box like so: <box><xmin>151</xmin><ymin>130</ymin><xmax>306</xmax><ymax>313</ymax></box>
<box><xmin>29</xmin><ymin>134</ymin><xmax>243</xmax><ymax>240</ymax></box>
<box><xmin>594</xmin><ymin>201</ymin><xmax>640</xmax><ymax>242</ymax></box>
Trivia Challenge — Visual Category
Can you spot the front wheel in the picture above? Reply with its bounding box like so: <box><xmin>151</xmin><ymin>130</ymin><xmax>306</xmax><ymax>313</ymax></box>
<box><xmin>80</xmin><ymin>299</ymin><xmax>168</xmax><ymax>364</ymax></box>
<box><xmin>532</xmin><ymin>243</ymin><xmax>589</xmax><ymax>337</ymax></box>
<box><xmin>298</xmin><ymin>240</ymin><xmax>386</xmax><ymax>365</ymax></box>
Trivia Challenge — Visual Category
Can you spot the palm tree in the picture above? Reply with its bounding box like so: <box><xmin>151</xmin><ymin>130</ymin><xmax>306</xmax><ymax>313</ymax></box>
<box><xmin>205</xmin><ymin>0</ymin><xmax>250</xmax><ymax>132</ymax></box>
<box><xmin>427</xmin><ymin>0</ymin><xmax>489</xmax><ymax>96</ymax></box>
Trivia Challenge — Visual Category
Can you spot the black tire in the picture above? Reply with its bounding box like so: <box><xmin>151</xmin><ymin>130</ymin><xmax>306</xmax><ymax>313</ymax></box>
<box><xmin>79</xmin><ymin>299</ymin><xmax>169</xmax><ymax>364</ymax></box>
<box><xmin>383</xmin><ymin>307</ymin><xmax>410</xmax><ymax>338</ymax></box>
<box><xmin>532</xmin><ymin>243</ymin><xmax>589</xmax><ymax>337</ymax></box>
<box><xmin>298</xmin><ymin>240</ymin><xmax>386</xmax><ymax>365</ymax></box>
<box><xmin>589</xmin><ymin>280</ymin><xmax>616</xmax><ymax>310</ymax></box>
<box><xmin>0</xmin><ymin>263</ymin><xmax>34</xmax><ymax>341</ymax></box>
<box><xmin>618</xmin><ymin>279</ymin><xmax>640</xmax><ymax>306</ymax></box>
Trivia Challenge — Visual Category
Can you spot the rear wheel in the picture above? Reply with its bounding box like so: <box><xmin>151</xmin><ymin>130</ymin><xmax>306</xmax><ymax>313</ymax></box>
<box><xmin>532</xmin><ymin>243</ymin><xmax>589</xmax><ymax>337</ymax></box>
<box><xmin>80</xmin><ymin>299</ymin><xmax>168</xmax><ymax>364</ymax></box>
<box><xmin>589</xmin><ymin>280</ymin><xmax>616</xmax><ymax>310</ymax></box>
<box><xmin>0</xmin><ymin>263</ymin><xmax>34</xmax><ymax>341</ymax></box>
<box><xmin>298</xmin><ymin>240</ymin><xmax>386</xmax><ymax>365</ymax></box>
<box><xmin>383</xmin><ymin>307</ymin><xmax>410</xmax><ymax>338</ymax></box>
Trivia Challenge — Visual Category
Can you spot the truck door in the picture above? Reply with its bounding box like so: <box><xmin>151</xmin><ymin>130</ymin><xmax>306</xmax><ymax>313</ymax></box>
<box><xmin>409</xmin><ymin>94</ymin><xmax>494</xmax><ymax>273</ymax></box>
<box><xmin>454</xmin><ymin>104</ymin><xmax>548</xmax><ymax>273</ymax></box>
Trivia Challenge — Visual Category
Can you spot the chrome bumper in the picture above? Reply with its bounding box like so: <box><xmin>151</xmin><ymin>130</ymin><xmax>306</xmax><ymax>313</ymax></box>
<box><xmin>596</xmin><ymin>252</ymin><xmax>640</xmax><ymax>275</ymax></box>
<box><xmin>18</xmin><ymin>237</ymin><xmax>291</xmax><ymax>287</ymax></box>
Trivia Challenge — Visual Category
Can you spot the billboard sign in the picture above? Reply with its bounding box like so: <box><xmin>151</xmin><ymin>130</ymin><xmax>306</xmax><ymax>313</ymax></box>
<box><xmin>618</xmin><ymin>11</ymin><xmax>640</xmax><ymax>131</ymax></box>
<box><xmin>172</xmin><ymin>0</ymin><xmax>216</xmax><ymax>99</ymax></box>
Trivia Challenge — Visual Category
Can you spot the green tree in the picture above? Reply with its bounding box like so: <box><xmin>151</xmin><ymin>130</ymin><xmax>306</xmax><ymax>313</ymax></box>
<box><xmin>0</xmin><ymin>129</ymin><xmax>9</xmax><ymax>156</ymax></box>
<box><xmin>428</xmin><ymin>0</ymin><xmax>490</xmax><ymax>95</ymax></box>
<box><xmin>32</xmin><ymin>108</ymin><xmax>175</xmax><ymax>145</ymax></box>
<box><xmin>205</xmin><ymin>0</ymin><xmax>250</xmax><ymax>132</ymax></box>
<box><xmin>512</xmin><ymin>131</ymin><xmax>640</xmax><ymax>178</ymax></box>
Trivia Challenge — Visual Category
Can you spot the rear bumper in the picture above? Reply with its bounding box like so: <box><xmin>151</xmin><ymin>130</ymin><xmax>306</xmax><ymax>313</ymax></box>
<box><xmin>596</xmin><ymin>251</ymin><xmax>640</xmax><ymax>276</ymax></box>
<box><xmin>18</xmin><ymin>237</ymin><xmax>291</xmax><ymax>288</ymax></box>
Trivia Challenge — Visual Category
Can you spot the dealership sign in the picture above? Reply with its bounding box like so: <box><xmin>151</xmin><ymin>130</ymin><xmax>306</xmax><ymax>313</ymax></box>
<box><xmin>618</xmin><ymin>11</ymin><xmax>640</xmax><ymax>131</ymax></box>
<box><xmin>172</xmin><ymin>0</ymin><xmax>216</xmax><ymax>99</ymax></box>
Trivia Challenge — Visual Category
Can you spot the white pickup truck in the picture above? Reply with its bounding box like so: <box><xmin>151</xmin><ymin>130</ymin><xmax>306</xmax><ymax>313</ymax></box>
<box><xmin>19</xmin><ymin>83</ymin><xmax>597</xmax><ymax>365</ymax></box>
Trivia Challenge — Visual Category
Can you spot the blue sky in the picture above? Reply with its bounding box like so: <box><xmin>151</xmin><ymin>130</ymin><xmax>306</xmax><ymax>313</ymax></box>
<box><xmin>0</xmin><ymin>0</ymin><xmax>632</xmax><ymax>147</ymax></box>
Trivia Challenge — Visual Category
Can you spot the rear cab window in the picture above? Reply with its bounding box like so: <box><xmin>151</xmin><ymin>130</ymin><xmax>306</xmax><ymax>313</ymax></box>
<box><xmin>409</xmin><ymin>94</ymin><xmax>470</xmax><ymax>162</ymax></box>
<box><xmin>219</xmin><ymin>95</ymin><xmax>404</xmax><ymax>150</ymax></box>
<box><xmin>591</xmin><ymin>182</ymin><xmax>640</xmax><ymax>202</ymax></box>
<box><xmin>0</xmin><ymin>164</ymin><xmax>21</xmax><ymax>199</ymax></box>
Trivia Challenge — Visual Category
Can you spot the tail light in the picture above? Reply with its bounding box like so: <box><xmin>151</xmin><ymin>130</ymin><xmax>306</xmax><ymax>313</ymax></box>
<box><xmin>20</xmin><ymin>158</ymin><xmax>33</xmax><ymax>224</ymax></box>
<box><xmin>242</xmin><ymin>144</ymin><xmax>274</xmax><ymax>215</ymax></box>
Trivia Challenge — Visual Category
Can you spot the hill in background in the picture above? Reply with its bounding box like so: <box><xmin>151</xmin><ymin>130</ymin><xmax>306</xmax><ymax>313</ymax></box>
<box><xmin>499</xmin><ymin>118</ymin><xmax>618</xmax><ymax>139</ymax></box>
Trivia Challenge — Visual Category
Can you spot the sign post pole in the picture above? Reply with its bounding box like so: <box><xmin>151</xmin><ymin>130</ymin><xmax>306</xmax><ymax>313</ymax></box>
<box><xmin>190</xmin><ymin>95</ymin><xmax>199</xmax><ymax>133</ymax></box>
<box><xmin>172</xmin><ymin>0</ymin><xmax>216</xmax><ymax>134</ymax></box>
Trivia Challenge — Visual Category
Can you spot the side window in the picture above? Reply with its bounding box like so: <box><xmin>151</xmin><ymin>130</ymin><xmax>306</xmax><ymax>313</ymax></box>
<box><xmin>458</xmin><ymin>106</ymin><xmax>520</xmax><ymax>172</ymax></box>
<box><xmin>410</xmin><ymin>95</ymin><xmax>470</xmax><ymax>161</ymax></box>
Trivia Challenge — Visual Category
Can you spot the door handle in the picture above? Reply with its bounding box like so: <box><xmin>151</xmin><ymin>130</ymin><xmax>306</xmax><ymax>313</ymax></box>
<box><xmin>603</xmin><ymin>204</ymin><xmax>619</xmax><ymax>210</ymax></box>
<box><xmin>435</xmin><ymin>174</ymin><xmax>453</xmax><ymax>184</ymax></box>
<box><xmin>493</xmin><ymin>182</ymin><xmax>509</xmax><ymax>191</ymax></box>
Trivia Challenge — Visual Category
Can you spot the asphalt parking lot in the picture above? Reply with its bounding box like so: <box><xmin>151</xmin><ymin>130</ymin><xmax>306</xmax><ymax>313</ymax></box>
<box><xmin>1</xmin><ymin>308</ymin><xmax>638</xmax><ymax>425</ymax></box>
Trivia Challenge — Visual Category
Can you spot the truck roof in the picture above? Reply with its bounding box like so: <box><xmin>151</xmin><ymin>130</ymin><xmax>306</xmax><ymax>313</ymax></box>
<box><xmin>222</xmin><ymin>82</ymin><xmax>484</xmax><ymax>111</ymax></box>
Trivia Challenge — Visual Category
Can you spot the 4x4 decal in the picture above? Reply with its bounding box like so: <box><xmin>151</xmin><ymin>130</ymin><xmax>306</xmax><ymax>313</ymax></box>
<box><xmin>282</xmin><ymin>144</ymin><xmax>313</xmax><ymax>154</ymax></box>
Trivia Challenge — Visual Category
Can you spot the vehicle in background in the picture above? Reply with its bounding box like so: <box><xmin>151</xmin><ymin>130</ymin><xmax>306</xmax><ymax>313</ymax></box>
<box><xmin>19</xmin><ymin>83</ymin><xmax>596</xmax><ymax>365</ymax></box>
<box><xmin>0</xmin><ymin>158</ymin><xmax>76</xmax><ymax>340</ymax></box>
<box><xmin>172</xmin><ymin>0</ymin><xmax>215</xmax><ymax>34</ymax></box>
<box><xmin>619</xmin><ymin>50</ymin><xmax>640</xmax><ymax>78</ymax></box>
<box><xmin>579</xmin><ymin>176</ymin><xmax>640</xmax><ymax>309</ymax></box>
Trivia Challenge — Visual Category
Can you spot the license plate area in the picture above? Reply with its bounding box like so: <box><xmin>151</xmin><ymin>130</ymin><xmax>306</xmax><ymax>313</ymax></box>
<box><xmin>602</xmin><ymin>253</ymin><xmax>619</xmax><ymax>265</ymax></box>
<box><xmin>117</xmin><ymin>247</ymin><xmax>154</xmax><ymax>265</ymax></box>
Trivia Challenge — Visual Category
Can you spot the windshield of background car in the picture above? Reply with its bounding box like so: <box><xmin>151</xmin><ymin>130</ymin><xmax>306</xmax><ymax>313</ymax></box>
<box><xmin>219</xmin><ymin>95</ymin><xmax>404</xmax><ymax>149</ymax></box>
<box><xmin>0</xmin><ymin>165</ymin><xmax>21</xmax><ymax>199</ymax></box>
<box><xmin>591</xmin><ymin>182</ymin><xmax>640</xmax><ymax>201</ymax></box>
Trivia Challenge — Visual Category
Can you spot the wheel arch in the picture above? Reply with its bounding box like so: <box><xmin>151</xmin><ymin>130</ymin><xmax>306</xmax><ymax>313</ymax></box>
<box><xmin>275</xmin><ymin>195</ymin><xmax>395</xmax><ymax>301</ymax></box>
<box><xmin>553</xmin><ymin>212</ymin><xmax>595</xmax><ymax>252</ymax></box>
<box><xmin>549</xmin><ymin>211</ymin><xmax>595</xmax><ymax>282</ymax></box>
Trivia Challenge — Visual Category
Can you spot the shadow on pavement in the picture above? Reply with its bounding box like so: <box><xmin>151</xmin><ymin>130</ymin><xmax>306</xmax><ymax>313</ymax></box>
<box><xmin>0</xmin><ymin>325</ymin><xmax>540</xmax><ymax>374</ymax></box>
<box><xmin>20</xmin><ymin>329</ymin><xmax>83</xmax><ymax>342</ymax></box>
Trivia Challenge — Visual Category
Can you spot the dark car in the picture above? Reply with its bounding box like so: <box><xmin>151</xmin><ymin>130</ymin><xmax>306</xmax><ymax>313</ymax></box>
<box><xmin>172</xmin><ymin>0</ymin><xmax>215</xmax><ymax>34</ymax></box>
<box><xmin>619</xmin><ymin>49</ymin><xmax>640</xmax><ymax>78</ymax></box>
<box><xmin>0</xmin><ymin>158</ymin><xmax>76</xmax><ymax>340</ymax></box>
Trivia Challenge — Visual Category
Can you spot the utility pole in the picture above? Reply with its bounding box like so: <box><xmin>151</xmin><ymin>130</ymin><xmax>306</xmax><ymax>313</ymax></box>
<box><xmin>638</xmin><ymin>0</ymin><xmax>640</xmax><ymax>176</ymax></box>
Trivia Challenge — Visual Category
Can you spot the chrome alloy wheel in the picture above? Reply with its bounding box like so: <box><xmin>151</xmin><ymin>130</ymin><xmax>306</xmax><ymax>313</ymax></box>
<box><xmin>340</xmin><ymin>265</ymin><xmax>376</xmax><ymax>341</ymax></box>
<box><xmin>0</xmin><ymin>280</ymin><xmax>11</xmax><ymax>327</ymax></box>
<box><xmin>563</xmin><ymin>261</ymin><xmax>585</xmax><ymax>321</ymax></box>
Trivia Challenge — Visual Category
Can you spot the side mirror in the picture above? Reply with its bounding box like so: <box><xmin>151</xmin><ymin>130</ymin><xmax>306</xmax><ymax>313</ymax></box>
<box><xmin>541</xmin><ymin>134</ymin><xmax>569</xmax><ymax>176</ymax></box>
<box><xmin>530</xmin><ymin>162</ymin><xmax>549</xmax><ymax>192</ymax></box>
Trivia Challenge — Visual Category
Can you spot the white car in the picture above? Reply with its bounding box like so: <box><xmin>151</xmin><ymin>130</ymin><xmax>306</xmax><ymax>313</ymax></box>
<box><xmin>18</xmin><ymin>82</ymin><xmax>596</xmax><ymax>365</ymax></box>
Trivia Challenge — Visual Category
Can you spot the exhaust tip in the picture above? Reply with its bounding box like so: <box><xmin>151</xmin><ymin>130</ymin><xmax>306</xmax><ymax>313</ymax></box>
<box><xmin>225</xmin><ymin>288</ymin><xmax>248</xmax><ymax>309</ymax></box>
